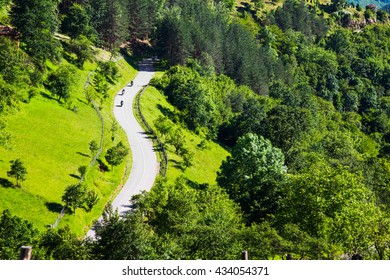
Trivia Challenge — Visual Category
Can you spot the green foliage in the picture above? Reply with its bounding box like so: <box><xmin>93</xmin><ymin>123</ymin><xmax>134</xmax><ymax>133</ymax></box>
<box><xmin>39</xmin><ymin>226</ymin><xmax>92</xmax><ymax>260</ymax></box>
<box><xmin>93</xmin><ymin>205</ymin><xmax>157</xmax><ymax>260</ymax></box>
<box><xmin>127</xmin><ymin>0</ymin><xmax>164</xmax><ymax>54</ymax></box>
<box><xmin>241</xmin><ymin>222</ymin><xmax>285</xmax><ymax>260</ymax></box>
<box><xmin>0</xmin><ymin>37</ymin><xmax>33</xmax><ymax>89</ymax></box>
<box><xmin>78</xmin><ymin>165</ymin><xmax>87</xmax><ymax>177</ymax></box>
<box><xmin>166</xmin><ymin>127</ymin><xmax>186</xmax><ymax>154</ymax></box>
<box><xmin>89</xmin><ymin>140</ymin><xmax>99</xmax><ymax>156</ymax></box>
<box><xmin>92</xmin><ymin>73</ymin><xmax>109</xmax><ymax>104</ymax></box>
<box><xmin>154</xmin><ymin>115</ymin><xmax>173</xmax><ymax>140</ymax></box>
<box><xmin>7</xmin><ymin>159</ymin><xmax>27</xmax><ymax>187</ymax></box>
<box><xmin>131</xmin><ymin>178</ymin><xmax>244</xmax><ymax>259</ymax></box>
<box><xmin>46</xmin><ymin>65</ymin><xmax>76</xmax><ymax>102</ymax></box>
<box><xmin>91</xmin><ymin>0</ymin><xmax>129</xmax><ymax>50</ymax></box>
<box><xmin>61</xmin><ymin>3</ymin><xmax>94</xmax><ymax>39</ymax></box>
<box><xmin>217</xmin><ymin>133</ymin><xmax>287</xmax><ymax>223</ymax></box>
<box><xmin>262</xmin><ymin>105</ymin><xmax>316</xmax><ymax>154</ymax></box>
<box><xmin>62</xmin><ymin>183</ymin><xmax>87</xmax><ymax>213</ymax></box>
<box><xmin>10</xmin><ymin>0</ymin><xmax>62</xmax><ymax>65</ymax></box>
<box><xmin>271</xmin><ymin>0</ymin><xmax>328</xmax><ymax>39</ymax></box>
<box><xmin>61</xmin><ymin>182</ymin><xmax>99</xmax><ymax>214</ymax></box>
<box><xmin>279</xmin><ymin>165</ymin><xmax>380</xmax><ymax>257</ymax></box>
<box><xmin>97</xmin><ymin>61</ymin><xmax>120</xmax><ymax>84</ymax></box>
<box><xmin>105</xmin><ymin>141</ymin><xmax>129</xmax><ymax>168</ymax></box>
<box><xmin>0</xmin><ymin>210</ymin><xmax>38</xmax><ymax>260</ymax></box>
<box><xmin>67</xmin><ymin>36</ymin><xmax>95</xmax><ymax>68</ymax></box>
<box><xmin>0</xmin><ymin>119</ymin><xmax>12</xmax><ymax>149</ymax></box>
<box><xmin>0</xmin><ymin>75</ymin><xmax>18</xmax><ymax>114</ymax></box>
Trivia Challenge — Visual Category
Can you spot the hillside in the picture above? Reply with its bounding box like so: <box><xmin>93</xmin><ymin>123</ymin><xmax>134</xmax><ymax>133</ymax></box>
<box><xmin>351</xmin><ymin>0</ymin><xmax>390</xmax><ymax>9</ymax></box>
<box><xmin>0</xmin><ymin>57</ymin><xmax>136</xmax><ymax>234</ymax></box>
<box><xmin>3</xmin><ymin>0</ymin><xmax>390</xmax><ymax>261</ymax></box>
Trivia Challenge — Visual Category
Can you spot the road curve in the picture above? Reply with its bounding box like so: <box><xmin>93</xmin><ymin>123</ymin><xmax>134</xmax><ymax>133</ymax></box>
<box><xmin>111</xmin><ymin>59</ymin><xmax>158</xmax><ymax>215</ymax></box>
<box><xmin>86</xmin><ymin>59</ymin><xmax>158</xmax><ymax>238</ymax></box>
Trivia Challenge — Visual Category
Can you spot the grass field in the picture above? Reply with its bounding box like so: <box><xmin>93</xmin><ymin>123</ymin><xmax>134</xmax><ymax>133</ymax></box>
<box><xmin>140</xmin><ymin>84</ymin><xmax>230</xmax><ymax>186</ymax></box>
<box><xmin>0</xmin><ymin>57</ymin><xmax>137</xmax><ymax>236</ymax></box>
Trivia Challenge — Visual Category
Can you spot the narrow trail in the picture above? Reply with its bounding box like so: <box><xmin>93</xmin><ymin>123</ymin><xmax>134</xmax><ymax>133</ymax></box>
<box><xmin>86</xmin><ymin>59</ymin><xmax>158</xmax><ymax>238</ymax></box>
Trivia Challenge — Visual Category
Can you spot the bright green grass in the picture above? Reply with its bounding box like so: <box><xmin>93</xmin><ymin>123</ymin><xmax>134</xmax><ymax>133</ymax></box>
<box><xmin>60</xmin><ymin>58</ymin><xmax>137</xmax><ymax>236</ymax></box>
<box><xmin>0</xmin><ymin>57</ymin><xmax>137</xmax><ymax>236</ymax></box>
<box><xmin>140</xmin><ymin>85</ymin><xmax>230</xmax><ymax>186</ymax></box>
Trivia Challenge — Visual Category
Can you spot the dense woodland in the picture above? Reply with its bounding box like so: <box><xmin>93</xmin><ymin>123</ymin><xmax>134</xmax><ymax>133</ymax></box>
<box><xmin>2</xmin><ymin>0</ymin><xmax>390</xmax><ymax>260</ymax></box>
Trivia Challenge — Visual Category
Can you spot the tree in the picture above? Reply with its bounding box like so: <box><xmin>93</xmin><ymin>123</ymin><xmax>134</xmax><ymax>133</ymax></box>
<box><xmin>279</xmin><ymin>164</ymin><xmax>380</xmax><ymax>258</ymax></box>
<box><xmin>46</xmin><ymin>65</ymin><xmax>75</xmax><ymax>102</ymax></box>
<box><xmin>110</xmin><ymin>120</ymin><xmax>118</xmax><ymax>141</ymax></box>
<box><xmin>97</xmin><ymin>61</ymin><xmax>120</xmax><ymax>84</ymax></box>
<box><xmin>62</xmin><ymin>184</ymin><xmax>87</xmax><ymax>213</ymax></box>
<box><xmin>39</xmin><ymin>226</ymin><xmax>92</xmax><ymax>260</ymax></box>
<box><xmin>105</xmin><ymin>141</ymin><xmax>129</xmax><ymax>169</ymax></box>
<box><xmin>132</xmin><ymin>178</ymin><xmax>245</xmax><ymax>259</ymax></box>
<box><xmin>154</xmin><ymin>116</ymin><xmax>173</xmax><ymax>140</ymax></box>
<box><xmin>89</xmin><ymin>140</ymin><xmax>99</xmax><ymax>156</ymax></box>
<box><xmin>78</xmin><ymin>165</ymin><xmax>87</xmax><ymax>178</ymax></box>
<box><xmin>217</xmin><ymin>133</ymin><xmax>287</xmax><ymax>223</ymax></box>
<box><xmin>261</xmin><ymin>105</ymin><xmax>315</xmax><ymax>155</ymax></box>
<box><xmin>0</xmin><ymin>75</ymin><xmax>19</xmax><ymax>114</ymax></box>
<box><xmin>0</xmin><ymin>210</ymin><xmax>38</xmax><ymax>260</ymax></box>
<box><xmin>128</xmin><ymin>0</ymin><xmax>163</xmax><ymax>47</ymax></box>
<box><xmin>92</xmin><ymin>73</ymin><xmax>109</xmax><ymax>104</ymax></box>
<box><xmin>10</xmin><ymin>0</ymin><xmax>62</xmax><ymax>65</ymax></box>
<box><xmin>97</xmin><ymin>0</ymin><xmax>128</xmax><ymax>51</ymax></box>
<box><xmin>241</xmin><ymin>222</ymin><xmax>285</xmax><ymax>260</ymax></box>
<box><xmin>166</xmin><ymin>128</ymin><xmax>185</xmax><ymax>154</ymax></box>
<box><xmin>7</xmin><ymin>159</ymin><xmax>27</xmax><ymax>187</ymax></box>
<box><xmin>61</xmin><ymin>3</ymin><xmax>93</xmax><ymax>39</ymax></box>
<box><xmin>0</xmin><ymin>119</ymin><xmax>12</xmax><ymax>149</ymax></box>
<box><xmin>178</xmin><ymin>146</ymin><xmax>194</xmax><ymax>170</ymax></box>
<box><xmin>67</xmin><ymin>36</ymin><xmax>95</xmax><ymax>68</ymax></box>
<box><xmin>0</xmin><ymin>0</ymin><xmax>11</xmax><ymax>7</ymax></box>
<box><xmin>93</xmin><ymin>205</ymin><xmax>156</xmax><ymax>260</ymax></box>
<box><xmin>0</xmin><ymin>37</ymin><xmax>33</xmax><ymax>88</ymax></box>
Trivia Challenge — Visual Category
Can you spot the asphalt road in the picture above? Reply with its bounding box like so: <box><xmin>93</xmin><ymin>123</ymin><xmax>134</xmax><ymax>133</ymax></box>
<box><xmin>86</xmin><ymin>59</ymin><xmax>158</xmax><ymax>238</ymax></box>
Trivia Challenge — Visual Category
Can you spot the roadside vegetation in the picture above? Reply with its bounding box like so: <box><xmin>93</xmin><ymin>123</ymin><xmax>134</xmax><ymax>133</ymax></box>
<box><xmin>139</xmin><ymin>85</ymin><xmax>230</xmax><ymax>186</ymax></box>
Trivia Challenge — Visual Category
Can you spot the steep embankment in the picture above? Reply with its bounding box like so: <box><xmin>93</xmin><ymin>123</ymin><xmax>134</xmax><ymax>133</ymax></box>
<box><xmin>140</xmin><ymin>81</ymin><xmax>230</xmax><ymax>186</ymax></box>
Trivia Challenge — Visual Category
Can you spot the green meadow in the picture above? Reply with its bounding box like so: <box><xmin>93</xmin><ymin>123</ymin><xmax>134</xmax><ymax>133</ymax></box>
<box><xmin>139</xmin><ymin>84</ymin><xmax>230</xmax><ymax>186</ymax></box>
<box><xmin>0</xmin><ymin>58</ymin><xmax>136</xmax><ymax>236</ymax></box>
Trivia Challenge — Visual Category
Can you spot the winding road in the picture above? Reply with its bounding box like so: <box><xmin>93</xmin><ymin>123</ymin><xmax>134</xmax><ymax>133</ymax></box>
<box><xmin>86</xmin><ymin>59</ymin><xmax>158</xmax><ymax>238</ymax></box>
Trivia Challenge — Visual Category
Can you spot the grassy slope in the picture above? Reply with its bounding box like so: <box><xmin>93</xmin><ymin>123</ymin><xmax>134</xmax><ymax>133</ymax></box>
<box><xmin>140</xmin><ymin>81</ymin><xmax>230</xmax><ymax>186</ymax></box>
<box><xmin>0</xmin><ymin>57</ymin><xmax>136</xmax><ymax>236</ymax></box>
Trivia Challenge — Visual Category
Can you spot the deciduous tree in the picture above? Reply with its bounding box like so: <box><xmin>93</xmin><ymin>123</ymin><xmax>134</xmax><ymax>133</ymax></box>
<box><xmin>217</xmin><ymin>133</ymin><xmax>287</xmax><ymax>223</ymax></box>
<box><xmin>7</xmin><ymin>159</ymin><xmax>27</xmax><ymax>187</ymax></box>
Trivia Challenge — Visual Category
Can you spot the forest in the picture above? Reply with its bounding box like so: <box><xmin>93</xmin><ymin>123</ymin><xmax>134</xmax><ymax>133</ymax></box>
<box><xmin>2</xmin><ymin>0</ymin><xmax>390</xmax><ymax>260</ymax></box>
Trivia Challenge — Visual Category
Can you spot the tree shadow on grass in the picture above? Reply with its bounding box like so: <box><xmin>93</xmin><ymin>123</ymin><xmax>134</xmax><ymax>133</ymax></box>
<box><xmin>157</xmin><ymin>104</ymin><xmax>177</xmax><ymax>121</ymax></box>
<box><xmin>97</xmin><ymin>159</ymin><xmax>109</xmax><ymax>172</ymax></box>
<box><xmin>45</xmin><ymin>202</ymin><xmax>63</xmax><ymax>213</ymax></box>
<box><xmin>76</xmin><ymin>151</ymin><xmax>90</xmax><ymax>158</ymax></box>
<box><xmin>0</xmin><ymin>178</ymin><xmax>14</xmax><ymax>188</ymax></box>
<box><xmin>77</xmin><ymin>97</ymin><xmax>88</xmax><ymax>106</ymax></box>
<box><xmin>186</xmin><ymin>179</ymin><xmax>209</xmax><ymax>191</ymax></box>
<box><xmin>69</xmin><ymin>174</ymin><xmax>81</xmax><ymax>180</ymax></box>
<box><xmin>169</xmin><ymin>159</ymin><xmax>185</xmax><ymax>171</ymax></box>
<box><xmin>40</xmin><ymin>92</ymin><xmax>57</xmax><ymax>101</ymax></box>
